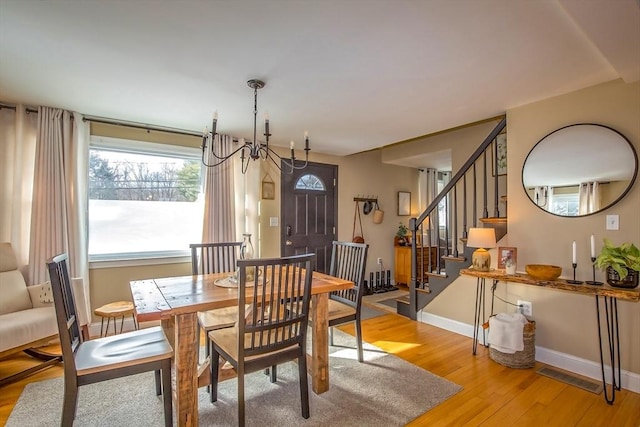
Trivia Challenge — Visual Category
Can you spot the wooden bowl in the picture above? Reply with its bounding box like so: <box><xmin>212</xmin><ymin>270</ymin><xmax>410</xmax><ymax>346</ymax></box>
<box><xmin>525</xmin><ymin>264</ymin><xmax>562</xmax><ymax>281</ymax></box>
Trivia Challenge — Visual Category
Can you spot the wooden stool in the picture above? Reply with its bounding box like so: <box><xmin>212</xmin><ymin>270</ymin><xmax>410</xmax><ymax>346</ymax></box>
<box><xmin>94</xmin><ymin>301</ymin><xmax>138</xmax><ymax>337</ymax></box>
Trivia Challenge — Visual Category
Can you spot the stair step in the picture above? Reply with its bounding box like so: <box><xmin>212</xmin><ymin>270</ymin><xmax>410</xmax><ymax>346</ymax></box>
<box><xmin>479</xmin><ymin>216</ymin><xmax>507</xmax><ymax>224</ymax></box>
<box><xmin>416</xmin><ymin>287</ymin><xmax>431</xmax><ymax>294</ymax></box>
<box><xmin>442</xmin><ymin>255</ymin><xmax>466</xmax><ymax>262</ymax></box>
<box><xmin>396</xmin><ymin>296</ymin><xmax>410</xmax><ymax>305</ymax></box>
<box><xmin>425</xmin><ymin>271</ymin><xmax>448</xmax><ymax>279</ymax></box>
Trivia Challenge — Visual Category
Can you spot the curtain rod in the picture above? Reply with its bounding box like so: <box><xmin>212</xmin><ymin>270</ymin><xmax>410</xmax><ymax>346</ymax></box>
<box><xmin>0</xmin><ymin>102</ymin><xmax>38</xmax><ymax>114</ymax></box>
<box><xmin>83</xmin><ymin>115</ymin><xmax>201</xmax><ymax>138</ymax></box>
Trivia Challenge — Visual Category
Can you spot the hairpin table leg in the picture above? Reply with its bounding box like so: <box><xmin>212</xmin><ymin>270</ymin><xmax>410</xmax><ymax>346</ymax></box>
<box><xmin>595</xmin><ymin>296</ymin><xmax>621</xmax><ymax>404</ymax></box>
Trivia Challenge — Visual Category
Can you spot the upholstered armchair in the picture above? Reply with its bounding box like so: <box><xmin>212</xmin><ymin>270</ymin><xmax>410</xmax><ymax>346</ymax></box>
<box><xmin>0</xmin><ymin>242</ymin><xmax>90</xmax><ymax>385</ymax></box>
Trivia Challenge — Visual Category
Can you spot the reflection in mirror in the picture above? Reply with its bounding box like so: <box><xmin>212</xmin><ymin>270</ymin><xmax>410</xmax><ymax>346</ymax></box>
<box><xmin>522</xmin><ymin>124</ymin><xmax>638</xmax><ymax>217</ymax></box>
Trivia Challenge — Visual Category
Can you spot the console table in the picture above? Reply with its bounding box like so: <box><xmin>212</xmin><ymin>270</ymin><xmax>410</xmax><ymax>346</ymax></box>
<box><xmin>460</xmin><ymin>268</ymin><xmax>639</xmax><ymax>405</ymax></box>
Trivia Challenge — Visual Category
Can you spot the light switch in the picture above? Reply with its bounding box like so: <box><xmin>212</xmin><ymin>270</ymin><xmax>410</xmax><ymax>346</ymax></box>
<box><xmin>269</xmin><ymin>217</ymin><xmax>279</xmax><ymax>227</ymax></box>
<box><xmin>606</xmin><ymin>214</ymin><xmax>619</xmax><ymax>230</ymax></box>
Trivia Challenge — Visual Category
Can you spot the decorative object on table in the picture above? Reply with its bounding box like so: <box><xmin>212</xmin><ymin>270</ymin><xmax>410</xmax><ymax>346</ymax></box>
<box><xmin>261</xmin><ymin>174</ymin><xmax>275</xmax><ymax>200</ymax></box>
<box><xmin>467</xmin><ymin>227</ymin><xmax>496</xmax><ymax>272</ymax></box>
<box><xmin>525</xmin><ymin>264</ymin><xmax>562</xmax><ymax>281</ymax></box>
<box><xmin>397</xmin><ymin>191</ymin><xmax>411</xmax><ymax>216</ymax></box>
<box><xmin>352</xmin><ymin>200</ymin><xmax>365</xmax><ymax>243</ymax></box>
<box><xmin>498</xmin><ymin>246</ymin><xmax>517</xmax><ymax>274</ymax></box>
<box><xmin>585</xmin><ymin>234</ymin><xmax>603</xmax><ymax>285</ymax></box>
<box><xmin>566</xmin><ymin>240</ymin><xmax>583</xmax><ymax>284</ymax></box>
<box><xmin>395</xmin><ymin>222</ymin><xmax>408</xmax><ymax>246</ymax></box>
<box><xmin>200</xmin><ymin>79</ymin><xmax>310</xmax><ymax>174</ymax></box>
<box><xmin>372</xmin><ymin>201</ymin><xmax>384</xmax><ymax>224</ymax></box>
<box><xmin>593</xmin><ymin>239</ymin><xmax>640</xmax><ymax>288</ymax></box>
<box><xmin>229</xmin><ymin>234</ymin><xmax>256</xmax><ymax>285</ymax></box>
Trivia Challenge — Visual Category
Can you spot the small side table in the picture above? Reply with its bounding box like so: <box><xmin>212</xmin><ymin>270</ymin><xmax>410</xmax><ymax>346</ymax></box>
<box><xmin>94</xmin><ymin>301</ymin><xmax>138</xmax><ymax>337</ymax></box>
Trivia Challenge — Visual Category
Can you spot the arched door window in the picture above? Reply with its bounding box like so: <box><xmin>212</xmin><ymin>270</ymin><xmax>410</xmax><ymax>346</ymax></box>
<box><xmin>295</xmin><ymin>174</ymin><xmax>325</xmax><ymax>191</ymax></box>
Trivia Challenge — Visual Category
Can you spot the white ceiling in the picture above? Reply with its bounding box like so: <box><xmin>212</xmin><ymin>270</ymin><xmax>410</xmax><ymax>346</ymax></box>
<box><xmin>1</xmin><ymin>0</ymin><xmax>638</xmax><ymax>161</ymax></box>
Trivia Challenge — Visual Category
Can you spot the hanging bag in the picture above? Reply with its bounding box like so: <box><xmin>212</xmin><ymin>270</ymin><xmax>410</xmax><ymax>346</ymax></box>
<box><xmin>352</xmin><ymin>201</ymin><xmax>365</xmax><ymax>243</ymax></box>
<box><xmin>372</xmin><ymin>201</ymin><xmax>384</xmax><ymax>224</ymax></box>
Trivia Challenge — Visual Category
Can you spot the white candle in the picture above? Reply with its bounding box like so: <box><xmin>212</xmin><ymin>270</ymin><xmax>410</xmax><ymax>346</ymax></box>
<box><xmin>572</xmin><ymin>241</ymin><xmax>576</xmax><ymax>264</ymax></box>
<box><xmin>590</xmin><ymin>235</ymin><xmax>595</xmax><ymax>258</ymax></box>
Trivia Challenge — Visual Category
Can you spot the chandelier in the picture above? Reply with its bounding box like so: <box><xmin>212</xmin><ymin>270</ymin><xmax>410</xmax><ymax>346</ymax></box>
<box><xmin>201</xmin><ymin>79</ymin><xmax>310</xmax><ymax>174</ymax></box>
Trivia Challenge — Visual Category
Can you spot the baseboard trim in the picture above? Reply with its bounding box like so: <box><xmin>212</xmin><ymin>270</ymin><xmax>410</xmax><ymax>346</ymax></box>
<box><xmin>418</xmin><ymin>311</ymin><xmax>640</xmax><ymax>394</ymax></box>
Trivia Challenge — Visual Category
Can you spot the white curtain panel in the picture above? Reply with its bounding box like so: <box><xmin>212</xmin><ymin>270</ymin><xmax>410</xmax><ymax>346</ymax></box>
<box><xmin>0</xmin><ymin>105</ymin><xmax>38</xmax><ymax>270</ymax></box>
<box><xmin>579</xmin><ymin>182</ymin><xmax>601</xmax><ymax>215</ymax></box>
<box><xmin>28</xmin><ymin>108</ymin><xmax>90</xmax><ymax>291</ymax></box>
<box><xmin>202</xmin><ymin>134</ymin><xmax>237</xmax><ymax>243</ymax></box>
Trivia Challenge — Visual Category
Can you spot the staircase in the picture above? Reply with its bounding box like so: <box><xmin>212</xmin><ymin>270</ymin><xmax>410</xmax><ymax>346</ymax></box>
<box><xmin>395</xmin><ymin>117</ymin><xmax>507</xmax><ymax>320</ymax></box>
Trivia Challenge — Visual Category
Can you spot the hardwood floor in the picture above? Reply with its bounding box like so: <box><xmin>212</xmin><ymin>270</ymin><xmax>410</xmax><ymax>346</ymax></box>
<box><xmin>1</xmin><ymin>313</ymin><xmax>638</xmax><ymax>426</ymax></box>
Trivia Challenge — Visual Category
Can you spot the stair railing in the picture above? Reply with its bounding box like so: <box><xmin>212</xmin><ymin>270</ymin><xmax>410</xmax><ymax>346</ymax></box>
<box><xmin>406</xmin><ymin>117</ymin><xmax>507</xmax><ymax>320</ymax></box>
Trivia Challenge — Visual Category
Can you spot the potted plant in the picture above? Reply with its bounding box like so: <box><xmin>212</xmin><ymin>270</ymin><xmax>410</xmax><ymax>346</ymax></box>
<box><xmin>395</xmin><ymin>223</ymin><xmax>409</xmax><ymax>246</ymax></box>
<box><xmin>593</xmin><ymin>239</ymin><xmax>640</xmax><ymax>288</ymax></box>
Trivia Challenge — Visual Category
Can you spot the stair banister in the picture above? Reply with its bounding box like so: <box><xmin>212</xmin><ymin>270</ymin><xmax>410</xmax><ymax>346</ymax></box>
<box><xmin>407</xmin><ymin>117</ymin><xmax>507</xmax><ymax>320</ymax></box>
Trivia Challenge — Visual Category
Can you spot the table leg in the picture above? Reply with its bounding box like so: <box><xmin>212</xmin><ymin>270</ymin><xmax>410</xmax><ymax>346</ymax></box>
<box><xmin>595</xmin><ymin>296</ymin><xmax>621</xmax><ymax>405</ymax></box>
<box><xmin>310</xmin><ymin>293</ymin><xmax>329</xmax><ymax>394</ymax></box>
<box><xmin>174</xmin><ymin>312</ymin><xmax>199</xmax><ymax>426</ymax></box>
<box><xmin>472</xmin><ymin>277</ymin><xmax>486</xmax><ymax>355</ymax></box>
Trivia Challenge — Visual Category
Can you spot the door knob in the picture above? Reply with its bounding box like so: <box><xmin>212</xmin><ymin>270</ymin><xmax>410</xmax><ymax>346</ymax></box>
<box><xmin>285</xmin><ymin>240</ymin><xmax>293</xmax><ymax>246</ymax></box>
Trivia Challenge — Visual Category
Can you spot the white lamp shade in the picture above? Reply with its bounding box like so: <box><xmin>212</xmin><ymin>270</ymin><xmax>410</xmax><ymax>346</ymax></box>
<box><xmin>467</xmin><ymin>228</ymin><xmax>496</xmax><ymax>249</ymax></box>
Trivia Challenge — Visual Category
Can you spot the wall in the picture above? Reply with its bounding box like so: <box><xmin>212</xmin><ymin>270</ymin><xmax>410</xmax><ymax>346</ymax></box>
<box><xmin>427</xmin><ymin>79</ymin><xmax>640</xmax><ymax>376</ymax></box>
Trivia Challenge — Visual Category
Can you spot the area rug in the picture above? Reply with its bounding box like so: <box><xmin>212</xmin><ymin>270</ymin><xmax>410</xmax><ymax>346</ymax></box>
<box><xmin>7</xmin><ymin>330</ymin><xmax>461</xmax><ymax>427</ymax></box>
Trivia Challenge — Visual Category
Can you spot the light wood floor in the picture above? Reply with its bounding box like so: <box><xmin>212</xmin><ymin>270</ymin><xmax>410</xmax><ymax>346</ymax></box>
<box><xmin>1</xmin><ymin>313</ymin><xmax>638</xmax><ymax>426</ymax></box>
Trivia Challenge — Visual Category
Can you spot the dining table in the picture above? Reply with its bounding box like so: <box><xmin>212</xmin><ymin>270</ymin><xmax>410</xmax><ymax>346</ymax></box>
<box><xmin>130</xmin><ymin>270</ymin><xmax>354</xmax><ymax>427</ymax></box>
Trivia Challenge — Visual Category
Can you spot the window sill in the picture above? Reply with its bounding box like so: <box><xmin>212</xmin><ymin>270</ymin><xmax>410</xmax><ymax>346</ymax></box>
<box><xmin>89</xmin><ymin>253</ymin><xmax>191</xmax><ymax>269</ymax></box>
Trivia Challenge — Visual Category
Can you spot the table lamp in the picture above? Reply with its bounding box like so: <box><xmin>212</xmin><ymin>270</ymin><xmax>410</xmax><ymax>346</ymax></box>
<box><xmin>467</xmin><ymin>227</ymin><xmax>496</xmax><ymax>271</ymax></box>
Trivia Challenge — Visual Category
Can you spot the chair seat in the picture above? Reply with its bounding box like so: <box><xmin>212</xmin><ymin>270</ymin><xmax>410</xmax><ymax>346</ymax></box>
<box><xmin>327</xmin><ymin>299</ymin><xmax>356</xmax><ymax>321</ymax></box>
<box><xmin>75</xmin><ymin>326</ymin><xmax>173</xmax><ymax>376</ymax></box>
<box><xmin>198</xmin><ymin>307</ymin><xmax>239</xmax><ymax>332</ymax></box>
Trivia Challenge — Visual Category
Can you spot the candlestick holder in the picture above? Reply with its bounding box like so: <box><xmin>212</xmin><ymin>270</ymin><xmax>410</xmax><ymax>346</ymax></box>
<box><xmin>566</xmin><ymin>263</ymin><xmax>583</xmax><ymax>284</ymax></box>
<box><xmin>585</xmin><ymin>257</ymin><xmax>603</xmax><ymax>285</ymax></box>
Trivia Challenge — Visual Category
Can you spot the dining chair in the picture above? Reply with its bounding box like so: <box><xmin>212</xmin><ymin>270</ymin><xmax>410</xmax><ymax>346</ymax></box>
<box><xmin>327</xmin><ymin>241</ymin><xmax>369</xmax><ymax>362</ymax></box>
<box><xmin>46</xmin><ymin>254</ymin><xmax>173</xmax><ymax>427</ymax></box>
<box><xmin>208</xmin><ymin>253</ymin><xmax>316</xmax><ymax>427</ymax></box>
<box><xmin>190</xmin><ymin>242</ymin><xmax>243</xmax><ymax>364</ymax></box>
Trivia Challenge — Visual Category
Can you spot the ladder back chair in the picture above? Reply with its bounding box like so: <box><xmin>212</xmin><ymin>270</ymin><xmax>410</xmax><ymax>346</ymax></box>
<box><xmin>47</xmin><ymin>254</ymin><xmax>173</xmax><ymax>427</ymax></box>
<box><xmin>207</xmin><ymin>253</ymin><xmax>316</xmax><ymax>427</ymax></box>
<box><xmin>327</xmin><ymin>241</ymin><xmax>369</xmax><ymax>362</ymax></box>
<box><xmin>190</xmin><ymin>242</ymin><xmax>243</xmax><ymax>364</ymax></box>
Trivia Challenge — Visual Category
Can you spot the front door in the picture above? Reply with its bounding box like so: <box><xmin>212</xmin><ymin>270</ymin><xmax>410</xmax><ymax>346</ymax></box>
<box><xmin>280</xmin><ymin>161</ymin><xmax>337</xmax><ymax>273</ymax></box>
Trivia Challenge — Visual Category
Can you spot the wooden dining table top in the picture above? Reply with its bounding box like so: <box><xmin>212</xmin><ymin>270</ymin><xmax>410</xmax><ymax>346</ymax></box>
<box><xmin>131</xmin><ymin>270</ymin><xmax>353</xmax><ymax>321</ymax></box>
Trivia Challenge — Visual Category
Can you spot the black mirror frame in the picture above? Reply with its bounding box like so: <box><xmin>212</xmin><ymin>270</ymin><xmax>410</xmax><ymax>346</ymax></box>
<box><xmin>521</xmin><ymin>123</ymin><xmax>638</xmax><ymax>218</ymax></box>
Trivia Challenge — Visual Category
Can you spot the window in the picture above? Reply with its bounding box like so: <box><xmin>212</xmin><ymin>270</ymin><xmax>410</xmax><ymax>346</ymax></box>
<box><xmin>295</xmin><ymin>174</ymin><xmax>325</xmax><ymax>191</ymax></box>
<box><xmin>89</xmin><ymin>136</ymin><xmax>204</xmax><ymax>261</ymax></box>
<box><xmin>549</xmin><ymin>193</ymin><xmax>579</xmax><ymax>216</ymax></box>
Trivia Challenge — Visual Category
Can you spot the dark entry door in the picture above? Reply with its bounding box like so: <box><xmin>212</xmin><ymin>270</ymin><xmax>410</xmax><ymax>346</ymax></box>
<box><xmin>280</xmin><ymin>161</ymin><xmax>337</xmax><ymax>273</ymax></box>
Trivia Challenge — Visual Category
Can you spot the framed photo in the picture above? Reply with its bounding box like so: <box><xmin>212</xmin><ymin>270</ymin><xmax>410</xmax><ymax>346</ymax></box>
<box><xmin>397</xmin><ymin>191</ymin><xmax>411</xmax><ymax>216</ymax></box>
<box><xmin>498</xmin><ymin>246</ymin><xmax>517</xmax><ymax>269</ymax></box>
<box><xmin>492</xmin><ymin>133</ymin><xmax>507</xmax><ymax>176</ymax></box>
<box><xmin>261</xmin><ymin>180</ymin><xmax>275</xmax><ymax>200</ymax></box>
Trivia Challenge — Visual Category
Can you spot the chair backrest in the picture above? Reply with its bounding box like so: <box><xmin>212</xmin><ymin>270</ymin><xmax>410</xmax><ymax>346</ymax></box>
<box><xmin>190</xmin><ymin>242</ymin><xmax>242</xmax><ymax>275</ymax></box>
<box><xmin>328</xmin><ymin>241</ymin><xmax>369</xmax><ymax>309</ymax></box>
<box><xmin>237</xmin><ymin>253</ymin><xmax>315</xmax><ymax>359</ymax></box>
<box><xmin>46</xmin><ymin>253</ymin><xmax>82</xmax><ymax>374</ymax></box>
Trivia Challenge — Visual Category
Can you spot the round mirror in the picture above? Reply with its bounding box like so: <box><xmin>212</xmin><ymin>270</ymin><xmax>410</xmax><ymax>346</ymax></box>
<box><xmin>522</xmin><ymin>123</ymin><xmax>638</xmax><ymax>217</ymax></box>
